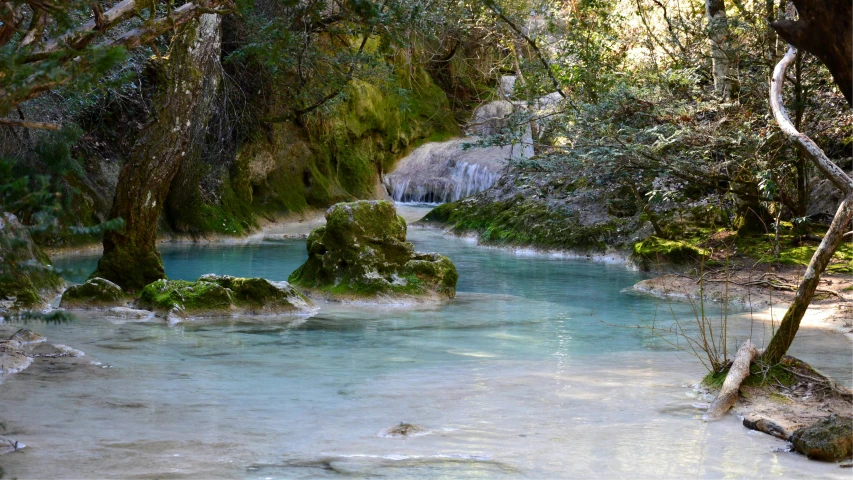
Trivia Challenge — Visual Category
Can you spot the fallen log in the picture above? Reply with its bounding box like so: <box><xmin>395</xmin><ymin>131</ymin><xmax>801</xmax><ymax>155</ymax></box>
<box><xmin>703</xmin><ymin>339</ymin><xmax>758</xmax><ymax>421</ymax></box>
<box><xmin>743</xmin><ymin>414</ymin><xmax>792</xmax><ymax>441</ymax></box>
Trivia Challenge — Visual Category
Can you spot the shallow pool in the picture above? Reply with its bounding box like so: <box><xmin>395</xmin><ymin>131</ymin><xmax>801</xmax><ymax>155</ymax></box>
<box><xmin>1</xmin><ymin>223</ymin><xmax>850</xmax><ymax>478</ymax></box>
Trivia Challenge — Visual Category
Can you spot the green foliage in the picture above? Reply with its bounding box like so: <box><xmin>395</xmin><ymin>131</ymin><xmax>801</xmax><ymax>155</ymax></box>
<box><xmin>1</xmin><ymin>42</ymin><xmax>128</xmax><ymax>116</ymax></box>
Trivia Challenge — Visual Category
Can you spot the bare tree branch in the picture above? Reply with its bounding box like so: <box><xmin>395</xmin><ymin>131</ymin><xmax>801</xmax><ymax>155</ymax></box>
<box><xmin>484</xmin><ymin>1</ymin><xmax>566</xmax><ymax>100</ymax></box>
<box><xmin>0</xmin><ymin>117</ymin><xmax>62</xmax><ymax>130</ymax></box>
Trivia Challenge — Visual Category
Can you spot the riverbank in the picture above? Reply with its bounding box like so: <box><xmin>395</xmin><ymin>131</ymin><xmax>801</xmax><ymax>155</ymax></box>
<box><xmin>629</xmin><ymin>266</ymin><xmax>853</xmax><ymax>339</ymax></box>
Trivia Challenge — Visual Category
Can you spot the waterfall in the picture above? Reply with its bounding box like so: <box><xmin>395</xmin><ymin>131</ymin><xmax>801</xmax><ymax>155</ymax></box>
<box><xmin>384</xmin><ymin>80</ymin><xmax>563</xmax><ymax>204</ymax></box>
<box><xmin>383</xmin><ymin>138</ymin><xmax>522</xmax><ymax>204</ymax></box>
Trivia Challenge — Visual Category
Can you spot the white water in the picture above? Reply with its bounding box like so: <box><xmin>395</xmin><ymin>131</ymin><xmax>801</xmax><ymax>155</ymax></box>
<box><xmin>384</xmin><ymin>79</ymin><xmax>559</xmax><ymax>204</ymax></box>
<box><xmin>2</xmin><ymin>209</ymin><xmax>851</xmax><ymax>479</ymax></box>
<box><xmin>383</xmin><ymin>137</ymin><xmax>515</xmax><ymax>204</ymax></box>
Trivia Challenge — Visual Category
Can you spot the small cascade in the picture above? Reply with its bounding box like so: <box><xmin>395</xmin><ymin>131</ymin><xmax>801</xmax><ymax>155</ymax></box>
<box><xmin>383</xmin><ymin>138</ymin><xmax>520</xmax><ymax>204</ymax></box>
<box><xmin>386</xmin><ymin>158</ymin><xmax>501</xmax><ymax>204</ymax></box>
<box><xmin>384</xmin><ymin>77</ymin><xmax>563</xmax><ymax>204</ymax></box>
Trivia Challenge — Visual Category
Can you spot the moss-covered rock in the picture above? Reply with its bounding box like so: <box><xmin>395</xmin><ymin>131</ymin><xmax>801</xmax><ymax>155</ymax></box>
<box><xmin>422</xmin><ymin>195</ymin><xmax>627</xmax><ymax>252</ymax></box>
<box><xmin>0</xmin><ymin>212</ymin><xmax>64</xmax><ymax>311</ymax></box>
<box><xmin>791</xmin><ymin>415</ymin><xmax>853</xmax><ymax>462</ymax></box>
<box><xmin>60</xmin><ymin>277</ymin><xmax>124</xmax><ymax>309</ymax></box>
<box><xmin>196</xmin><ymin>274</ymin><xmax>314</xmax><ymax>313</ymax></box>
<box><xmin>632</xmin><ymin>236</ymin><xmax>708</xmax><ymax>265</ymax></box>
<box><xmin>289</xmin><ymin>200</ymin><xmax>457</xmax><ymax>301</ymax></box>
<box><xmin>138</xmin><ymin>279</ymin><xmax>235</xmax><ymax>314</ymax></box>
<box><xmin>138</xmin><ymin>275</ymin><xmax>316</xmax><ymax>316</ymax></box>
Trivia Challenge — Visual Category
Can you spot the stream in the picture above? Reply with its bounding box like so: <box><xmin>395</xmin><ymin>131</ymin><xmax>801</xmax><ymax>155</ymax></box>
<box><xmin>0</xmin><ymin>206</ymin><xmax>850</xmax><ymax>478</ymax></box>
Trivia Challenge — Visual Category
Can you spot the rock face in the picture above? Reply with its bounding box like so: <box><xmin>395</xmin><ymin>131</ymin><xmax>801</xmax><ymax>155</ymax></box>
<box><xmin>138</xmin><ymin>275</ymin><xmax>315</xmax><ymax>316</ymax></box>
<box><xmin>289</xmin><ymin>201</ymin><xmax>457</xmax><ymax>301</ymax></box>
<box><xmin>791</xmin><ymin>414</ymin><xmax>853</xmax><ymax>461</ymax></box>
<box><xmin>0</xmin><ymin>212</ymin><xmax>64</xmax><ymax>311</ymax></box>
<box><xmin>60</xmin><ymin>277</ymin><xmax>124</xmax><ymax>309</ymax></box>
<box><xmin>382</xmin><ymin>138</ymin><xmax>512</xmax><ymax>204</ymax></box>
<box><xmin>0</xmin><ymin>340</ymin><xmax>32</xmax><ymax>374</ymax></box>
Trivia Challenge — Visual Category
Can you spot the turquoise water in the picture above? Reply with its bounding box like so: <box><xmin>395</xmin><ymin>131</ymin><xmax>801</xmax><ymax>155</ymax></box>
<box><xmin>1</xmin><ymin>224</ymin><xmax>850</xmax><ymax>478</ymax></box>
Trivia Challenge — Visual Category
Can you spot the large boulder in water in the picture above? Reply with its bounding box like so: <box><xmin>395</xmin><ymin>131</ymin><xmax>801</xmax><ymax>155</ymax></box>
<box><xmin>60</xmin><ymin>277</ymin><xmax>124</xmax><ymax>309</ymax></box>
<box><xmin>791</xmin><ymin>414</ymin><xmax>853</xmax><ymax>461</ymax></box>
<box><xmin>139</xmin><ymin>275</ymin><xmax>315</xmax><ymax>316</ymax></box>
<box><xmin>0</xmin><ymin>212</ymin><xmax>64</xmax><ymax>312</ymax></box>
<box><xmin>138</xmin><ymin>279</ymin><xmax>233</xmax><ymax>315</ymax></box>
<box><xmin>197</xmin><ymin>274</ymin><xmax>315</xmax><ymax>314</ymax></box>
<box><xmin>288</xmin><ymin>200</ymin><xmax>457</xmax><ymax>301</ymax></box>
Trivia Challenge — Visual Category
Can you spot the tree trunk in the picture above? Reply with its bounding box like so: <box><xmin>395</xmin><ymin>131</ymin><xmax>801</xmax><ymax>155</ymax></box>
<box><xmin>770</xmin><ymin>0</ymin><xmax>852</xmax><ymax>106</ymax></box>
<box><xmin>703</xmin><ymin>340</ymin><xmax>757</xmax><ymax>421</ymax></box>
<box><xmin>761</xmin><ymin>45</ymin><xmax>853</xmax><ymax>365</ymax></box>
<box><xmin>705</xmin><ymin>0</ymin><xmax>731</xmax><ymax>100</ymax></box>
<box><xmin>91</xmin><ymin>14</ymin><xmax>222</xmax><ymax>291</ymax></box>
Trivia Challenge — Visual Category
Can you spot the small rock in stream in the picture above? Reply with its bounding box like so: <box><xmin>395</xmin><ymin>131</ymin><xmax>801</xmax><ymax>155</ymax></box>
<box><xmin>8</xmin><ymin>328</ymin><xmax>45</xmax><ymax>345</ymax></box>
<box><xmin>378</xmin><ymin>422</ymin><xmax>430</xmax><ymax>438</ymax></box>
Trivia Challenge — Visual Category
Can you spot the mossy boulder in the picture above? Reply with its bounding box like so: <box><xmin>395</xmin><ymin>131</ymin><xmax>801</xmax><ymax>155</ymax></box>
<box><xmin>138</xmin><ymin>275</ymin><xmax>316</xmax><ymax>316</ymax></box>
<box><xmin>632</xmin><ymin>236</ymin><xmax>708</xmax><ymax>265</ymax></box>
<box><xmin>197</xmin><ymin>274</ymin><xmax>315</xmax><ymax>313</ymax></box>
<box><xmin>289</xmin><ymin>200</ymin><xmax>457</xmax><ymax>301</ymax></box>
<box><xmin>60</xmin><ymin>277</ymin><xmax>124</xmax><ymax>309</ymax></box>
<box><xmin>791</xmin><ymin>415</ymin><xmax>853</xmax><ymax>462</ymax></box>
<box><xmin>0</xmin><ymin>212</ymin><xmax>64</xmax><ymax>311</ymax></box>
<box><xmin>138</xmin><ymin>279</ymin><xmax>235</xmax><ymax>315</ymax></box>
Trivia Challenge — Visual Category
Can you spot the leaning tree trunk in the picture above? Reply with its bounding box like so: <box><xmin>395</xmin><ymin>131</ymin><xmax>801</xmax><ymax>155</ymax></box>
<box><xmin>759</xmin><ymin>45</ymin><xmax>853</xmax><ymax>364</ymax></box>
<box><xmin>770</xmin><ymin>0</ymin><xmax>852</xmax><ymax>106</ymax></box>
<box><xmin>705</xmin><ymin>0</ymin><xmax>731</xmax><ymax>100</ymax></box>
<box><xmin>91</xmin><ymin>14</ymin><xmax>223</xmax><ymax>291</ymax></box>
<box><xmin>703</xmin><ymin>340</ymin><xmax>757</xmax><ymax>421</ymax></box>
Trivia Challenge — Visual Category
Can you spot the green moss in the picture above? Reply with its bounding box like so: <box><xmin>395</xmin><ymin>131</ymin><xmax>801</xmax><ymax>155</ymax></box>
<box><xmin>423</xmin><ymin>196</ymin><xmax>620</xmax><ymax>252</ymax></box>
<box><xmin>633</xmin><ymin>236</ymin><xmax>709</xmax><ymax>264</ymax></box>
<box><xmin>0</xmin><ymin>214</ymin><xmax>64</xmax><ymax>310</ymax></box>
<box><xmin>60</xmin><ymin>277</ymin><xmax>124</xmax><ymax>308</ymax></box>
<box><xmin>727</xmin><ymin>227</ymin><xmax>853</xmax><ymax>273</ymax></box>
<box><xmin>701</xmin><ymin>362</ymin><xmax>796</xmax><ymax>389</ymax></box>
<box><xmin>158</xmin><ymin>62</ymin><xmax>456</xmax><ymax>238</ymax></box>
<box><xmin>196</xmin><ymin>274</ymin><xmax>314</xmax><ymax>312</ymax></box>
<box><xmin>91</xmin><ymin>243</ymin><xmax>165</xmax><ymax>293</ymax></box>
<box><xmin>289</xmin><ymin>201</ymin><xmax>457</xmax><ymax>299</ymax></box>
<box><xmin>138</xmin><ymin>279</ymin><xmax>233</xmax><ymax>312</ymax></box>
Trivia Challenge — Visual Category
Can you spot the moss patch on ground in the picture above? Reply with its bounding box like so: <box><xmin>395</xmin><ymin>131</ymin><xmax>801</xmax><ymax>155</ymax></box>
<box><xmin>631</xmin><ymin>222</ymin><xmax>853</xmax><ymax>273</ymax></box>
<box><xmin>633</xmin><ymin>236</ymin><xmax>709</xmax><ymax>264</ymax></box>
<box><xmin>423</xmin><ymin>196</ymin><xmax>625</xmax><ymax>252</ymax></box>
<box><xmin>702</xmin><ymin>358</ymin><xmax>800</xmax><ymax>390</ymax></box>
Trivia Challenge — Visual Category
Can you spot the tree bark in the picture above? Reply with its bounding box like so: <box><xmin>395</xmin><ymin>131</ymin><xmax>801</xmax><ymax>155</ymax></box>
<box><xmin>770</xmin><ymin>0</ymin><xmax>853</xmax><ymax>105</ymax></box>
<box><xmin>742</xmin><ymin>415</ymin><xmax>792</xmax><ymax>440</ymax></box>
<box><xmin>705</xmin><ymin>0</ymin><xmax>731</xmax><ymax>100</ymax></box>
<box><xmin>91</xmin><ymin>14</ymin><xmax>222</xmax><ymax>291</ymax></box>
<box><xmin>761</xmin><ymin>45</ymin><xmax>853</xmax><ymax>364</ymax></box>
<box><xmin>703</xmin><ymin>340</ymin><xmax>757</xmax><ymax>421</ymax></box>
